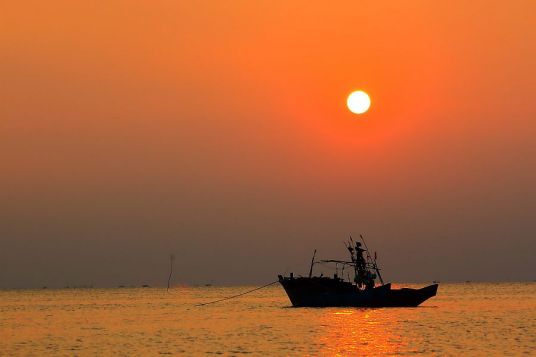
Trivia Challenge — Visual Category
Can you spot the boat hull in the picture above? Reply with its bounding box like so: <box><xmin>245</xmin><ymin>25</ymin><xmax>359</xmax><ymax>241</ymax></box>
<box><xmin>278</xmin><ymin>276</ymin><xmax>438</xmax><ymax>307</ymax></box>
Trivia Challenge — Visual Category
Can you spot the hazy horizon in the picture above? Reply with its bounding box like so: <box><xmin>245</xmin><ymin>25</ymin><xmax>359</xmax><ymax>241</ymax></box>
<box><xmin>1</xmin><ymin>1</ymin><xmax>535</xmax><ymax>289</ymax></box>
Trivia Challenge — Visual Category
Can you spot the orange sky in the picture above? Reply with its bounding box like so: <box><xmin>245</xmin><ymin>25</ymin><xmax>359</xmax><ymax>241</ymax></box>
<box><xmin>1</xmin><ymin>1</ymin><xmax>535</xmax><ymax>287</ymax></box>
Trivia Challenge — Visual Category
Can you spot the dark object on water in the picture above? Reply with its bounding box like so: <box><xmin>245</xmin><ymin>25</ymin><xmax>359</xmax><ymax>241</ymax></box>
<box><xmin>142</xmin><ymin>284</ymin><xmax>150</xmax><ymax>288</ymax></box>
<box><xmin>278</xmin><ymin>235</ymin><xmax>438</xmax><ymax>307</ymax></box>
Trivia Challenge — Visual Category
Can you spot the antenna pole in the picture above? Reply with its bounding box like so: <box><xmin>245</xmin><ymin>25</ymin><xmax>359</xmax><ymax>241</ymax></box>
<box><xmin>308</xmin><ymin>249</ymin><xmax>317</xmax><ymax>278</ymax></box>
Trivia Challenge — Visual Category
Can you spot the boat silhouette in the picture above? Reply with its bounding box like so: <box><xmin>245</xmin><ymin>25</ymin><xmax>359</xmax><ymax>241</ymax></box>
<box><xmin>278</xmin><ymin>235</ymin><xmax>438</xmax><ymax>307</ymax></box>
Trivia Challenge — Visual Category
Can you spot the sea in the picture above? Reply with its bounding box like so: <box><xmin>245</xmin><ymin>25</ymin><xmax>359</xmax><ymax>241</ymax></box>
<box><xmin>1</xmin><ymin>283</ymin><xmax>535</xmax><ymax>356</ymax></box>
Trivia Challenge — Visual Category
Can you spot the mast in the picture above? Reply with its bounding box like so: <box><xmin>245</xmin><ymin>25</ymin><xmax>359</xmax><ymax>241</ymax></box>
<box><xmin>360</xmin><ymin>234</ymin><xmax>384</xmax><ymax>285</ymax></box>
<box><xmin>308</xmin><ymin>249</ymin><xmax>317</xmax><ymax>278</ymax></box>
<box><xmin>346</xmin><ymin>238</ymin><xmax>358</xmax><ymax>283</ymax></box>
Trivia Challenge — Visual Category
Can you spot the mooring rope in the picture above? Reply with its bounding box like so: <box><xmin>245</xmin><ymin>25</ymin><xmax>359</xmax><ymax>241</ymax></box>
<box><xmin>195</xmin><ymin>280</ymin><xmax>279</xmax><ymax>307</ymax></box>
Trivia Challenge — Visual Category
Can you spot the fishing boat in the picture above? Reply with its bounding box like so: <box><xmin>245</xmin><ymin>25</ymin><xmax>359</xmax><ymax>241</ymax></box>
<box><xmin>278</xmin><ymin>236</ymin><xmax>438</xmax><ymax>307</ymax></box>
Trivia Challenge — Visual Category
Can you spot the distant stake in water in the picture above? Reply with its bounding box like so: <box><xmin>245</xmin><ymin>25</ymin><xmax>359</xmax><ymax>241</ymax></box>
<box><xmin>167</xmin><ymin>254</ymin><xmax>174</xmax><ymax>292</ymax></box>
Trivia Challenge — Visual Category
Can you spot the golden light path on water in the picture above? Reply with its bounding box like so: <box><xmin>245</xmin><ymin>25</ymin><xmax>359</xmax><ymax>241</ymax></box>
<box><xmin>318</xmin><ymin>309</ymin><xmax>405</xmax><ymax>355</ymax></box>
<box><xmin>1</xmin><ymin>283</ymin><xmax>535</xmax><ymax>355</ymax></box>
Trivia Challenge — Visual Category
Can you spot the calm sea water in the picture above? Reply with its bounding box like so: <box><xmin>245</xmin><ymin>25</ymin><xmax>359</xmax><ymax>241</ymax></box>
<box><xmin>1</xmin><ymin>283</ymin><xmax>535</xmax><ymax>356</ymax></box>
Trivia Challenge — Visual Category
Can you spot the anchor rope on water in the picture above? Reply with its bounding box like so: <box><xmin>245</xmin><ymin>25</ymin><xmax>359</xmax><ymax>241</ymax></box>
<box><xmin>195</xmin><ymin>280</ymin><xmax>279</xmax><ymax>307</ymax></box>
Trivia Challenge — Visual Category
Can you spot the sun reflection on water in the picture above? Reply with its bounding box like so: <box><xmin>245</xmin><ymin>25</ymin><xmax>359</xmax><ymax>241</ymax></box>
<box><xmin>318</xmin><ymin>309</ymin><xmax>406</xmax><ymax>356</ymax></box>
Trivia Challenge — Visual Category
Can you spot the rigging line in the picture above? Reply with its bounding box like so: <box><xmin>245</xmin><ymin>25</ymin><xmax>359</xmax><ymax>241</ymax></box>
<box><xmin>195</xmin><ymin>281</ymin><xmax>279</xmax><ymax>307</ymax></box>
<box><xmin>315</xmin><ymin>262</ymin><xmax>338</xmax><ymax>271</ymax></box>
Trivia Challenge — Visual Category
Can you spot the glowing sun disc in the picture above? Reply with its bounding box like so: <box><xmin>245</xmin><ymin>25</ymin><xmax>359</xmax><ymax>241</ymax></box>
<box><xmin>347</xmin><ymin>90</ymin><xmax>371</xmax><ymax>114</ymax></box>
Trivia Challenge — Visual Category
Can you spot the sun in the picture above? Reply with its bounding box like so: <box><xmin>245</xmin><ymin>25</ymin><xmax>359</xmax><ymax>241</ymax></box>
<box><xmin>347</xmin><ymin>90</ymin><xmax>371</xmax><ymax>114</ymax></box>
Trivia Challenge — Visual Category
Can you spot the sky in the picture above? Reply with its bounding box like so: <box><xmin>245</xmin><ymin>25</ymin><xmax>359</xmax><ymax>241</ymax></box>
<box><xmin>1</xmin><ymin>1</ymin><xmax>535</xmax><ymax>288</ymax></box>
